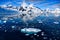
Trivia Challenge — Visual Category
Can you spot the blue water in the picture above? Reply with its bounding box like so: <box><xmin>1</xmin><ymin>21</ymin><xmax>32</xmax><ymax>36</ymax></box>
<box><xmin>0</xmin><ymin>8</ymin><xmax>60</xmax><ymax>40</ymax></box>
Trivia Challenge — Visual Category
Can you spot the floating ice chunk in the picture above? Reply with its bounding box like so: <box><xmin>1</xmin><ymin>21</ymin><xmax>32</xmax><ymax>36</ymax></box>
<box><xmin>21</xmin><ymin>28</ymin><xmax>41</xmax><ymax>35</ymax></box>
<box><xmin>43</xmin><ymin>37</ymin><xmax>47</xmax><ymax>39</ymax></box>
<box><xmin>2</xmin><ymin>18</ymin><xmax>8</xmax><ymax>20</ymax></box>
<box><xmin>3</xmin><ymin>20</ymin><xmax>7</xmax><ymax>23</ymax></box>
<box><xmin>0</xmin><ymin>20</ymin><xmax>2</xmax><ymax>23</ymax></box>
<box><xmin>41</xmin><ymin>32</ymin><xmax>44</xmax><ymax>36</ymax></box>
<box><xmin>55</xmin><ymin>14</ymin><xmax>59</xmax><ymax>17</ymax></box>
<box><xmin>34</xmin><ymin>34</ymin><xmax>37</xmax><ymax>35</ymax></box>
<box><xmin>53</xmin><ymin>21</ymin><xmax>59</xmax><ymax>24</ymax></box>
<box><xmin>11</xmin><ymin>26</ymin><xmax>15</xmax><ymax>29</ymax></box>
<box><xmin>37</xmin><ymin>20</ymin><xmax>42</xmax><ymax>23</ymax></box>
<box><xmin>25</xmin><ymin>34</ymin><xmax>29</xmax><ymax>36</ymax></box>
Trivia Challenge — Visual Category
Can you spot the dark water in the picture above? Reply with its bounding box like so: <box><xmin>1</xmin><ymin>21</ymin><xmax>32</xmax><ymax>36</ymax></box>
<box><xmin>0</xmin><ymin>16</ymin><xmax>60</xmax><ymax>40</ymax></box>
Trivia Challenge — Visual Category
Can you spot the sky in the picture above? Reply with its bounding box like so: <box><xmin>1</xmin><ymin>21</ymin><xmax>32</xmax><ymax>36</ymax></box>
<box><xmin>0</xmin><ymin>0</ymin><xmax>60</xmax><ymax>9</ymax></box>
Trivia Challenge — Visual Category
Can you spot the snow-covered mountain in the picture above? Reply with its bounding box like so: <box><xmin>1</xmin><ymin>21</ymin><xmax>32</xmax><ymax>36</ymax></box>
<box><xmin>17</xmin><ymin>2</ymin><xmax>43</xmax><ymax>21</ymax></box>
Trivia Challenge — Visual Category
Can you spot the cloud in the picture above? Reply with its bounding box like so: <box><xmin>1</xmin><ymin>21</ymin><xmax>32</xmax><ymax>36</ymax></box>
<box><xmin>50</xmin><ymin>3</ymin><xmax>60</xmax><ymax>8</ymax></box>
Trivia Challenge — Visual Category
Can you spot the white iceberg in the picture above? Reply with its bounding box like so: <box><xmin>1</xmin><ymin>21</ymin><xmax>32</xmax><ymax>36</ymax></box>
<box><xmin>21</xmin><ymin>28</ymin><xmax>41</xmax><ymax>35</ymax></box>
